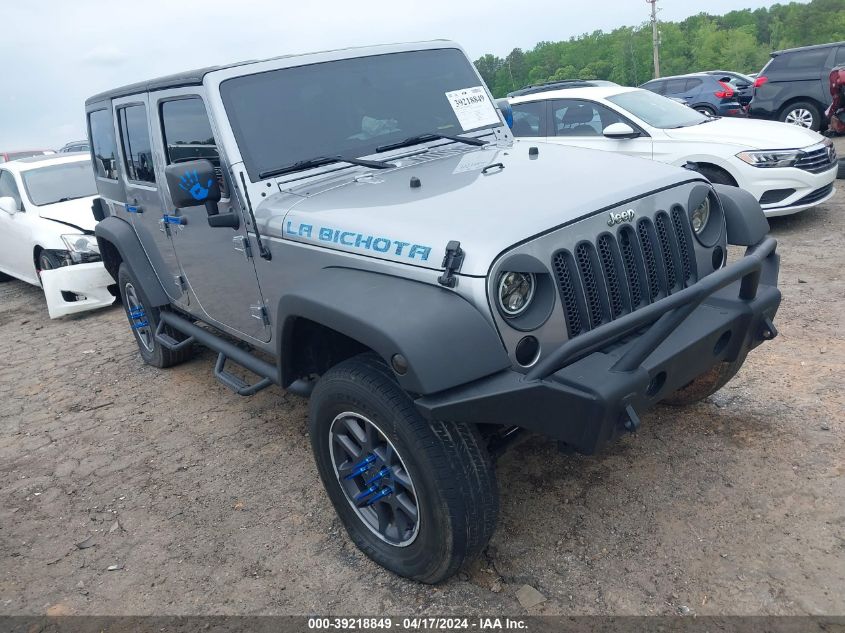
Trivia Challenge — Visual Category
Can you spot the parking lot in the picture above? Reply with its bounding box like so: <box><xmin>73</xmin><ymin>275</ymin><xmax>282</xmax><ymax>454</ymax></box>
<box><xmin>1</xmin><ymin>138</ymin><xmax>843</xmax><ymax>616</ymax></box>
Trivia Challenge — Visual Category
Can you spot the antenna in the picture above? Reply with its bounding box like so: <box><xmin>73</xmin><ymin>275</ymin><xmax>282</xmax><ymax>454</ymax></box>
<box><xmin>647</xmin><ymin>0</ymin><xmax>660</xmax><ymax>78</ymax></box>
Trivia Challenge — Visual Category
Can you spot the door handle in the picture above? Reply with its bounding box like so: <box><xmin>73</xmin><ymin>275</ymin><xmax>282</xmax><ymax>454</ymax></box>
<box><xmin>162</xmin><ymin>214</ymin><xmax>187</xmax><ymax>226</ymax></box>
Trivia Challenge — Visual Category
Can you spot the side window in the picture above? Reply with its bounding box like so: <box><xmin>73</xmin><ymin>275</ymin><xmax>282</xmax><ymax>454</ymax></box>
<box><xmin>684</xmin><ymin>78</ymin><xmax>703</xmax><ymax>91</ymax></box>
<box><xmin>641</xmin><ymin>81</ymin><xmax>663</xmax><ymax>94</ymax></box>
<box><xmin>836</xmin><ymin>47</ymin><xmax>845</xmax><ymax>66</ymax></box>
<box><xmin>510</xmin><ymin>102</ymin><xmax>545</xmax><ymax>137</ymax></box>
<box><xmin>664</xmin><ymin>79</ymin><xmax>688</xmax><ymax>95</ymax></box>
<box><xmin>552</xmin><ymin>100</ymin><xmax>623</xmax><ymax>137</ymax></box>
<box><xmin>0</xmin><ymin>170</ymin><xmax>22</xmax><ymax>210</ymax></box>
<box><xmin>117</xmin><ymin>105</ymin><xmax>156</xmax><ymax>184</ymax></box>
<box><xmin>160</xmin><ymin>97</ymin><xmax>225</xmax><ymax>194</ymax></box>
<box><xmin>88</xmin><ymin>109</ymin><xmax>118</xmax><ymax>180</ymax></box>
<box><xmin>782</xmin><ymin>49</ymin><xmax>829</xmax><ymax>70</ymax></box>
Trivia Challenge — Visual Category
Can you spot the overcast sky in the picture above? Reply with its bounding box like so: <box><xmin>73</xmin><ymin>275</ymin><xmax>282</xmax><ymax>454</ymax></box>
<box><xmin>2</xmin><ymin>0</ymin><xmax>801</xmax><ymax>149</ymax></box>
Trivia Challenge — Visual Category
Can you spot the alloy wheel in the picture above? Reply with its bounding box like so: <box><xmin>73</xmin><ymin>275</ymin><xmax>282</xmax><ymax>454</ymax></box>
<box><xmin>785</xmin><ymin>108</ymin><xmax>814</xmax><ymax>128</ymax></box>
<box><xmin>328</xmin><ymin>411</ymin><xmax>420</xmax><ymax>547</ymax></box>
<box><xmin>123</xmin><ymin>282</ymin><xmax>154</xmax><ymax>352</ymax></box>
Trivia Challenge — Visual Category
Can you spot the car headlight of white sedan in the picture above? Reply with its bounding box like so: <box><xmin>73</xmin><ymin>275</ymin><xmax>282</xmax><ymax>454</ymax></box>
<box><xmin>61</xmin><ymin>234</ymin><xmax>101</xmax><ymax>264</ymax></box>
<box><xmin>735</xmin><ymin>149</ymin><xmax>804</xmax><ymax>168</ymax></box>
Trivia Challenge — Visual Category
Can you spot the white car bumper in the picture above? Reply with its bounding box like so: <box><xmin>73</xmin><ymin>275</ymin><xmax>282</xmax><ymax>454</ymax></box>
<box><xmin>40</xmin><ymin>262</ymin><xmax>116</xmax><ymax>318</ymax></box>
<box><xmin>733</xmin><ymin>161</ymin><xmax>837</xmax><ymax>217</ymax></box>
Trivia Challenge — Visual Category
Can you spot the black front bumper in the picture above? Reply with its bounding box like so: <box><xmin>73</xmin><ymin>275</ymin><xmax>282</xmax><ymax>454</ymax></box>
<box><xmin>416</xmin><ymin>237</ymin><xmax>781</xmax><ymax>454</ymax></box>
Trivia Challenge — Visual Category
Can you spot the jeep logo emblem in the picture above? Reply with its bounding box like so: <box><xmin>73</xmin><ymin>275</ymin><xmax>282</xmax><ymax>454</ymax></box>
<box><xmin>608</xmin><ymin>209</ymin><xmax>636</xmax><ymax>226</ymax></box>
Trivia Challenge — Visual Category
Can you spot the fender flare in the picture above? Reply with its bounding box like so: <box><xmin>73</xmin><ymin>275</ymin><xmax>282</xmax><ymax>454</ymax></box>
<box><xmin>277</xmin><ymin>267</ymin><xmax>511</xmax><ymax>395</ymax></box>
<box><xmin>94</xmin><ymin>216</ymin><xmax>170</xmax><ymax>307</ymax></box>
<box><xmin>712</xmin><ymin>184</ymin><xmax>770</xmax><ymax>246</ymax></box>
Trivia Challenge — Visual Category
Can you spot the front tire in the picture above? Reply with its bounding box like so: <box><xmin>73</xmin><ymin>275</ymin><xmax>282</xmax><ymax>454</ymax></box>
<box><xmin>309</xmin><ymin>354</ymin><xmax>498</xmax><ymax>583</ymax></box>
<box><xmin>117</xmin><ymin>263</ymin><xmax>192</xmax><ymax>368</ymax></box>
<box><xmin>779</xmin><ymin>101</ymin><xmax>821</xmax><ymax>131</ymax></box>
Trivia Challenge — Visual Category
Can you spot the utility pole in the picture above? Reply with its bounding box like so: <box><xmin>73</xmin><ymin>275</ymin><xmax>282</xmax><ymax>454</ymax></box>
<box><xmin>647</xmin><ymin>0</ymin><xmax>660</xmax><ymax>78</ymax></box>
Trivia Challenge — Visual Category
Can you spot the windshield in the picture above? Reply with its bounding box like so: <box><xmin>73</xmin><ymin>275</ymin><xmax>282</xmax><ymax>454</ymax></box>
<box><xmin>607</xmin><ymin>90</ymin><xmax>709</xmax><ymax>129</ymax></box>
<box><xmin>220</xmin><ymin>48</ymin><xmax>499</xmax><ymax>180</ymax></box>
<box><xmin>22</xmin><ymin>161</ymin><xmax>96</xmax><ymax>206</ymax></box>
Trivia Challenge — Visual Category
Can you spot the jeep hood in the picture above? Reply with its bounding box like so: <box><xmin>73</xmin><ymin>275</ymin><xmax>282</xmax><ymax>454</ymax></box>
<box><xmin>38</xmin><ymin>196</ymin><xmax>98</xmax><ymax>232</ymax></box>
<box><xmin>256</xmin><ymin>142</ymin><xmax>698</xmax><ymax>276</ymax></box>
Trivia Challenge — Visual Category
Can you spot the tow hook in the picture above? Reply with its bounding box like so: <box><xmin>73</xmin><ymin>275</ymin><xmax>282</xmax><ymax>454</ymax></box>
<box><xmin>758</xmin><ymin>315</ymin><xmax>778</xmax><ymax>341</ymax></box>
<box><xmin>621</xmin><ymin>404</ymin><xmax>641</xmax><ymax>433</ymax></box>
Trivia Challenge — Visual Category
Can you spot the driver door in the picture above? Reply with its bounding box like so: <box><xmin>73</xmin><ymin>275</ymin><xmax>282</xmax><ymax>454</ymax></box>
<box><xmin>150</xmin><ymin>90</ymin><xmax>270</xmax><ymax>342</ymax></box>
<box><xmin>544</xmin><ymin>99</ymin><xmax>652</xmax><ymax>161</ymax></box>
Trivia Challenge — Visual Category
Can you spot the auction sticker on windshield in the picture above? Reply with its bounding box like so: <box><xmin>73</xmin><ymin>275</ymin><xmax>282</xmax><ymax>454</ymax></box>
<box><xmin>445</xmin><ymin>86</ymin><xmax>500</xmax><ymax>131</ymax></box>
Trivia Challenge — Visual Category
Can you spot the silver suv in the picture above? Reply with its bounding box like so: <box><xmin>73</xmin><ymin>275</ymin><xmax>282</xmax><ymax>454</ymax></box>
<box><xmin>87</xmin><ymin>41</ymin><xmax>782</xmax><ymax>583</ymax></box>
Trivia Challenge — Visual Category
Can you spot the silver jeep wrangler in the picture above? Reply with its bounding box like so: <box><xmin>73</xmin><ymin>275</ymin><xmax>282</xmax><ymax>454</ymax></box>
<box><xmin>87</xmin><ymin>41</ymin><xmax>781</xmax><ymax>583</ymax></box>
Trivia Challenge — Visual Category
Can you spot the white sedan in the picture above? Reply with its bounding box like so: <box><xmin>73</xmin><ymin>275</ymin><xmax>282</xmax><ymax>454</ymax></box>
<box><xmin>0</xmin><ymin>154</ymin><xmax>115</xmax><ymax>317</ymax></box>
<box><xmin>507</xmin><ymin>86</ymin><xmax>837</xmax><ymax>216</ymax></box>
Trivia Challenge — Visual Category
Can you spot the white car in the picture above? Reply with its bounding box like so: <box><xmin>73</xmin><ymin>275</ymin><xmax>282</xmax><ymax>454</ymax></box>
<box><xmin>0</xmin><ymin>154</ymin><xmax>115</xmax><ymax>317</ymax></box>
<box><xmin>508</xmin><ymin>86</ymin><xmax>838</xmax><ymax>216</ymax></box>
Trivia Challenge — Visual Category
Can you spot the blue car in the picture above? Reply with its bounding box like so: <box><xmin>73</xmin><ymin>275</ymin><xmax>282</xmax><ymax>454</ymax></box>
<box><xmin>639</xmin><ymin>73</ymin><xmax>745</xmax><ymax>117</ymax></box>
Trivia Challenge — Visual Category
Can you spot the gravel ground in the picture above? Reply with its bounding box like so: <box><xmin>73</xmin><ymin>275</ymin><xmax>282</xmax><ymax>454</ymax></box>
<box><xmin>1</xmin><ymin>140</ymin><xmax>843</xmax><ymax>616</ymax></box>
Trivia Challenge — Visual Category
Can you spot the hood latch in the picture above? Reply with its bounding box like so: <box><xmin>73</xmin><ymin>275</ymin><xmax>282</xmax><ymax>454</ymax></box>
<box><xmin>438</xmin><ymin>240</ymin><xmax>464</xmax><ymax>288</ymax></box>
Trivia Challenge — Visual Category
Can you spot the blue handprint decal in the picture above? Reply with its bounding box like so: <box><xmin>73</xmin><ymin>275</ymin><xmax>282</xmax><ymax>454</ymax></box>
<box><xmin>179</xmin><ymin>170</ymin><xmax>213</xmax><ymax>201</ymax></box>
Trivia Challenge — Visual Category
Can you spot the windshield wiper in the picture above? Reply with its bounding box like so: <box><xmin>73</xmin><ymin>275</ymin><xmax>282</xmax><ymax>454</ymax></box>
<box><xmin>56</xmin><ymin>196</ymin><xmax>86</xmax><ymax>202</ymax></box>
<box><xmin>376</xmin><ymin>132</ymin><xmax>487</xmax><ymax>153</ymax></box>
<box><xmin>258</xmin><ymin>155</ymin><xmax>394</xmax><ymax>179</ymax></box>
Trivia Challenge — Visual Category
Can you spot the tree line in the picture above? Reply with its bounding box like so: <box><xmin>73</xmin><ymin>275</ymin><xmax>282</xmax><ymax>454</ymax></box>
<box><xmin>474</xmin><ymin>0</ymin><xmax>845</xmax><ymax>97</ymax></box>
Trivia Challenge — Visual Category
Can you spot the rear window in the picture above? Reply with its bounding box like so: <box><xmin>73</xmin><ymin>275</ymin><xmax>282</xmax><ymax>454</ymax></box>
<box><xmin>117</xmin><ymin>104</ymin><xmax>156</xmax><ymax>184</ymax></box>
<box><xmin>88</xmin><ymin>109</ymin><xmax>118</xmax><ymax>180</ymax></box>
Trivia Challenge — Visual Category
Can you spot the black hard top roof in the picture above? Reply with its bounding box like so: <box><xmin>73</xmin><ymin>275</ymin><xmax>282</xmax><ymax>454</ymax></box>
<box><xmin>772</xmin><ymin>41</ymin><xmax>845</xmax><ymax>56</ymax></box>
<box><xmin>86</xmin><ymin>65</ymin><xmax>222</xmax><ymax>105</ymax></box>
<box><xmin>85</xmin><ymin>60</ymin><xmax>261</xmax><ymax>105</ymax></box>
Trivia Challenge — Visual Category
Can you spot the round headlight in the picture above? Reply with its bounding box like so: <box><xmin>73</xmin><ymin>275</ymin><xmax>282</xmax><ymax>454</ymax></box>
<box><xmin>690</xmin><ymin>196</ymin><xmax>710</xmax><ymax>235</ymax></box>
<box><xmin>497</xmin><ymin>272</ymin><xmax>536</xmax><ymax>318</ymax></box>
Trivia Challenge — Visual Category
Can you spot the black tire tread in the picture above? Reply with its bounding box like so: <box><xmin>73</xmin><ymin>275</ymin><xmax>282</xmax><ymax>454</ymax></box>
<box><xmin>117</xmin><ymin>263</ymin><xmax>192</xmax><ymax>369</ymax></box>
<box><xmin>310</xmin><ymin>354</ymin><xmax>498</xmax><ymax>583</ymax></box>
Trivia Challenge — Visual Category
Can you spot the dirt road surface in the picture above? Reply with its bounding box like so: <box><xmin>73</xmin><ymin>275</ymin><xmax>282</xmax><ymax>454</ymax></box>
<box><xmin>1</xmin><ymin>140</ymin><xmax>843</xmax><ymax>616</ymax></box>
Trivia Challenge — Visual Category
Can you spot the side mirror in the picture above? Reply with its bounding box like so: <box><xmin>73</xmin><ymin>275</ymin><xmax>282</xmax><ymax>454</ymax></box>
<box><xmin>603</xmin><ymin>122</ymin><xmax>640</xmax><ymax>139</ymax></box>
<box><xmin>0</xmin><ymin>196</ymin><xmax>19</xmax><ymax>215</ymax></box>
<box><xmin>165</xmin><ymin>158</ymin><xmax>222</xmax><ymax>213</ymax></box>
<box><xmin>165</xmin><ymin>159</ymin><xmax>238</xmax><ymax>229</ymax></box>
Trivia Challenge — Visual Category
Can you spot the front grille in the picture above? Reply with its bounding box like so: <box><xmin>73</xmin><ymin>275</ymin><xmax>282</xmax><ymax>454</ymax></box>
<box><xmin>552</xmin><ymin>208</ymin><xmax>698</xmax><ymax>339</ymax></box>
<box><xmin>794</xmin><ymin>183</ymin><xmax>834</xmax><ymax>206</ymax></box>
<box><xmin>794</xmin><ymin>146</ymin><xmax>836</xmax><ymax>174</ymax></box>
